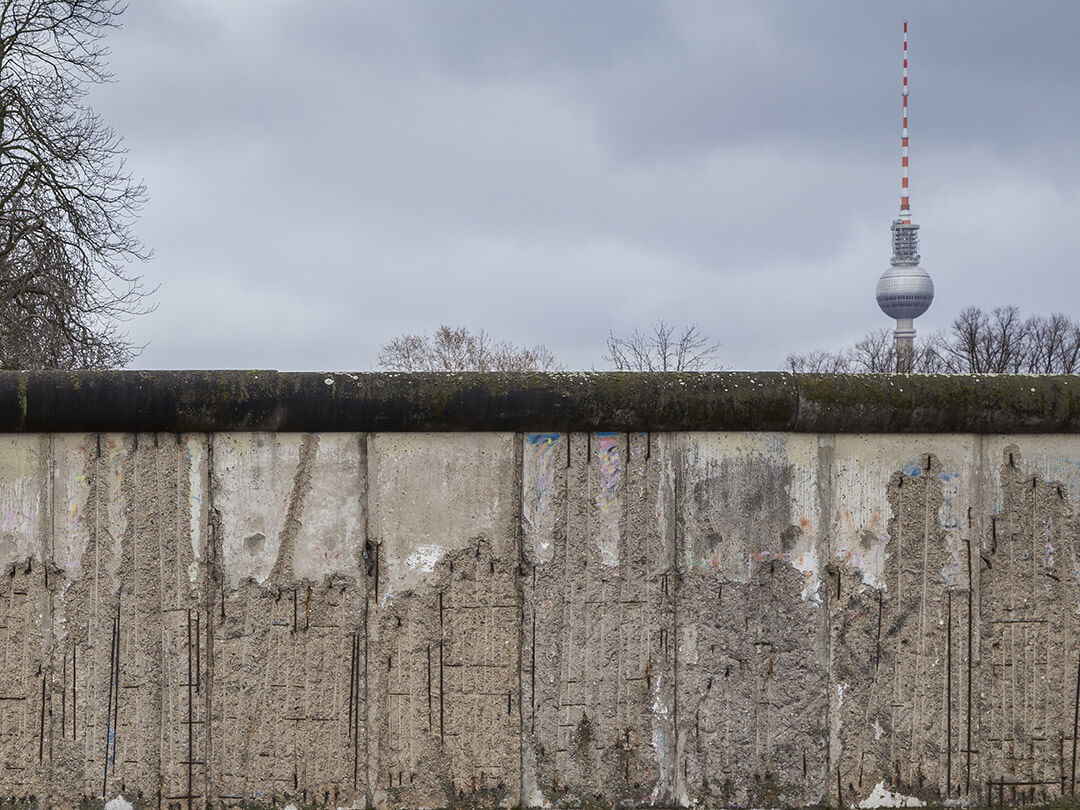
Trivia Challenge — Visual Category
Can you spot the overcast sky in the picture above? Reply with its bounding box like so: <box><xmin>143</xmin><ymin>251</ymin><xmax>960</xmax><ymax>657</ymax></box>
<box><xmin>92</xmin><ymin>1</ymin><xmax>1080</xmax><ymax>371</ymax></box>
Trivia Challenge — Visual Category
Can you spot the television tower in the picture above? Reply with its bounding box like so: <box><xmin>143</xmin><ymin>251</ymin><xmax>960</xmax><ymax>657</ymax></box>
<box><xmin>875</xmin><ymin>20</ymin><xmax>934</xmax><ymax>373</ymax></box>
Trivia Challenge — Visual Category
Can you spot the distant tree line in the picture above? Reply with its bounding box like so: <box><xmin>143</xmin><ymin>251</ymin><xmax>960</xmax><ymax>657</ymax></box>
<box><xmin>376</xmin><ymin>325</ymin><xmax>561</xmax><ymax>372</ymax></box>
<box><xmin>378</xmin><ymin>307</ymin><xmax>1080</xmax><ymax>374</ymax></box>
<box><xmin>377</xmin><ymin>321</ymin><xmax>724</xmax><ymax>372</ymax></box>
<box><xmin>787</xmin><ymin>306</ymin><xmax>1080</xmax><ymax>374</ymax></box>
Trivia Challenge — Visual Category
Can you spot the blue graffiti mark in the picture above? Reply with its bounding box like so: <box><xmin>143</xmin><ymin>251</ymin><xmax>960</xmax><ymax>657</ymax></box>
<box><xmin>939</xmin><ymin>471</ymin><xmax>960</xmax><ymax>482</ymax></box>
<box><xmin>902</xmin><ymin>461</ymin><xmax>922</xmax><ymax>478</ymax></box>
<box><xmin>526</xmin><ymin>433</ymin><xmax>560</xmax><ymax>446</ymax></box>
<box><xmin>596</xmin><ymin>431</ymin><xmax>620</xmax><ymax>438</ymax></box>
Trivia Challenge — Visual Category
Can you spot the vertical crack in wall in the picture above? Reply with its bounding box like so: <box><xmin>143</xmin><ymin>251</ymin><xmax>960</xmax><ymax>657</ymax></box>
<box><xmin>203</xmin><ymin>431</ymin><xmax>217</xmax><ymax>808</ymax></box>
<box><xmin>514</xmin><ymin>431</ymin><xmax>527</xmax><ymax>808</ymax></box>
<box><xmin>358</xmin><ymin>431</ymin><xmax>372</xmax><ymax>810</ymax></box>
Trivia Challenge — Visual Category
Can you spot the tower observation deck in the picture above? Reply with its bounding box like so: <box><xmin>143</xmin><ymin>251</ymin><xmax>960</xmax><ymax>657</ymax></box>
<box><xmin>875</xmin><ymin>21</ymin><xmax>934</xmax><ymax>372</ymax></box>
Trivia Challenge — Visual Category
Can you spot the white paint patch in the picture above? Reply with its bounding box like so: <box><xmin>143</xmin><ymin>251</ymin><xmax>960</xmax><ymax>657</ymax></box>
<box><xmin>522</xmin><ymin>434</ymin><xmax>561</xmax><ymax>565</ymax></box>
<box><xmin>648</xmin><ymin>672</ymin><xmax>670</xmax><ymax>805</ymax></box>
<box><xmin>186</xmin><ymin>435</ymin><xmax>205</xmax><ymax>582</ymax></box>
<box><xmin>681</xmin><ymin>625</ymin><xmax>699</xmax><ymax>665</ymax></box>
<box><xmin>523</xmin><ymin>786</ymin><xmax>550</xmax><ymax>808</ymax></box>
<box><xmin>52</xmin><ymin>435</ymin><xmax>93</xmax><ymax>579</ymax></box>
<box><xmin>404</xmin><ymin>544</ymin><xmax>443</xmax><ymax>573</ymax></box>
<box><xmin>214</xmin><ymin>433</ymin><xmax>299</xmax><ymax>586</ymax></box>
<box><xmin>853</xmin><ymin>543</ymin><xmax>889</xmax><ymax>591</ymax></box>
<box><xmin>292</xmin><ymin>433</ymin><xmax>365</xmax><ymax>582</ymax></box>
<box><xmin>787</xmin><ymin>543</ymin><xmax>821</xmax><ymax>604</ymax></box>
<box><xmin>873</xmin><ymin>719</ymin><xmax>885</xmax><ymax>740</ymax></box>
<box><xmin>105</xmin><ymin>797</ymin><xmax>135</xmax><ymax>810</ymax></box>
<box><xmin>373</xmin><ymin>433</ymin><xmax>514</xmax><ymax>594</ymax></box>
<box><xmin>102</xmin><ymin>435</ymin><xmax>128</xmax><ymax>582</ymax></box>
<box><xmin>594</xmin><ymin>433</ymin><xmax>622</xmax><ymax>567</ymax></box>
<box><xmin>857</xmin><ymin>781</ymin><xmax>926</xmax><ymax>808</ymax></box>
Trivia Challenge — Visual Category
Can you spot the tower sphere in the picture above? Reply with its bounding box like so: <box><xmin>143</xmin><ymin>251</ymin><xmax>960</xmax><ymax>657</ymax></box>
<box><xmin>876</xmin><ymin>263</ymin><xmax>934</xmax><ymax>320</ymax></box>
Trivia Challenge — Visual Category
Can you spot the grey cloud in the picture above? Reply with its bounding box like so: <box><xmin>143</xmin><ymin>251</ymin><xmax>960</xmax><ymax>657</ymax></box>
<box><xmin>76</xmin><ymin>1</ymin><xmax>1080</xmax><ymax>371</ymax></box>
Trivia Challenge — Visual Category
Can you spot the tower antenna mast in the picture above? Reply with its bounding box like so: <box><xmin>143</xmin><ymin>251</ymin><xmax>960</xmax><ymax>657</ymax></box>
<box><xmin>876</xmin><ymin>20</ymin><xmax>934</xmax><ymax>372</ymax></box>
<box><xmin>900</xmin><ymin>20</ymin><xmax>911</xmax><ymax>224</ymax></box>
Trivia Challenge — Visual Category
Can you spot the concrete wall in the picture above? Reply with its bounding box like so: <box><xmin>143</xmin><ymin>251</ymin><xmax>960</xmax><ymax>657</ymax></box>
<box><xmin>2</xmin><ymin>428</ymin><xmax>1080</xmax><ymax>808</ymax></box>
<box><xmin>2</xmin><ymin>373</ymin><xmax>1080</xmax><ymax>809</ymax></box>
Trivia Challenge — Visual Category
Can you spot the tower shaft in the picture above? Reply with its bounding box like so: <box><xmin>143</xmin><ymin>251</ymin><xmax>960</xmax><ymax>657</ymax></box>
<box><xmin>875</xmin><ymin>20</ymin><xmax>934</xmax><ymax>373</ymax></box>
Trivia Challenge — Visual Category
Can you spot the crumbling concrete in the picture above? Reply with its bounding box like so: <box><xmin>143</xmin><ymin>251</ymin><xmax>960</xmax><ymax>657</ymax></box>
<box><xmin>674</xmin><ymin>433</ymin><xmax>828</xmax><ymax>808</ymax></box>
<box><xmin>367</xmin><ymin>433</ymin><xmax>520</xmax><ymax>809</ymax></box>
<box><xmin>522</xmin><ymin>432</ymin><xmax>675</xmax><ymax>807</ymax></box>
<box><xmin>1</xmin><ymin>374</ymin><xmax>1080</xmax><ymax>808</ymax></box>
<box><xmin>210</xmin><ymin>433</ymin><xmax>367</xmax><ymax>807</ymax></box>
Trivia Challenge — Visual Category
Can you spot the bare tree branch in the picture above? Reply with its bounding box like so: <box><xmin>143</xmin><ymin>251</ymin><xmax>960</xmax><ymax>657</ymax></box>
<box><xmin>0</xmin><ymin>0</ymin><xmax>150</xmax><ymax>369</ymax></box>
<box><xmin>604</xmin><ymin>320</ymin><xmax>723</xmax><ymax>371</ymax></box>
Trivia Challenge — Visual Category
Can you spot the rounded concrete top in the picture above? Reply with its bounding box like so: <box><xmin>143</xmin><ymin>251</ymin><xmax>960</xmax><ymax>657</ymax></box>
<box><xmin>876</xmin><ymin>263</ymin><xmax>935</xmax><ymax>320</ymax></box>
<box><xmin>0</xmin><ymin>371</ymin><xmax>1078</xmax><ymax>434</ymax></box>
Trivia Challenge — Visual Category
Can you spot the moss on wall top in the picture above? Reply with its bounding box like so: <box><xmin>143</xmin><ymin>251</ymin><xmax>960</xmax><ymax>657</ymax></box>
<box><xmin>0</xmin><ymin>370</ymin><xmax>1077</xmax><ymax>433</ymax></box>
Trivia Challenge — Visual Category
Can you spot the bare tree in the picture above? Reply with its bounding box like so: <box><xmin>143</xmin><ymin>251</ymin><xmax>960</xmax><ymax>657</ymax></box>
<box><xmin>787</xmin><ymin>306</ymin><xmax>1080</xmax><ymax>374</ymax></box>
<box><xmin>785</xmin><ymin>348</ymin><xmax>853</xmax><ymax>374</ymax></box>
<box><xmin>849</xmin><ymin>329</ymin><xmax>897</xmax><ymax>373</ymax></box>
<box><xmin>0</xmin><ymin>0</ymin><xmax>151</xmax><ymax>369</ymax></box>
<box><xmin>1027</xmin><ymin>313</ymin><xmax>1080</xmax><ymax>374</ymax></box>
<box><xmin>935</xmin><ymin>306</ymin><xmax>1030</xmax><ymax>373</ymax></box>
<box><xmin>604</xmin><ymin>321</ymin><xmax>722</xmax><ymax>371</ymax></box>
<box><xmin>377</xmin><ymin>325</ymin><xmax>561</xmax><ymax>372</ymax></box>
<box><xmin>791</xmin><ymin>326</ymin><xmax>952</xmax><ymax>373</ymax></box>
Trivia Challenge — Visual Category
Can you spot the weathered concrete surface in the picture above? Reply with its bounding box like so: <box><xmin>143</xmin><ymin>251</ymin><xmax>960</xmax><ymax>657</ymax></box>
<box><xmin>673</xmin><ymin>433</ymin><xmax>828</xmax><ymax>808</ymax></box>
<box><xmin>4</xmin><ymin>424</ymin><xmax>1080</xmax><ymax>808</ymax></box>
<box><xmin>522</xmin><ymin>432</ymin><xmax>675</xmax><ymax>807</ymax></box>
<box><xmin>210</xmin><ymin>433</ymin><xmax>367</xmax><ymax>807</ymax></box>
<box><xmin>828</xmin><ymin>436</ymin><xmax>976</xmax><ymax>806</ymax></box>
<box><xmin>368</xmin><ymin>434</ymin><xmax>520</xmax><ymax>809</ymax></box>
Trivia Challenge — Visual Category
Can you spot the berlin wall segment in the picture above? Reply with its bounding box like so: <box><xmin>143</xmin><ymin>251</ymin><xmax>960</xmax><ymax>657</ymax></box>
<box><xmin>0</xmin><ymin>373</ymin><xmax>1080</xmax><ymax>808</ymax></box>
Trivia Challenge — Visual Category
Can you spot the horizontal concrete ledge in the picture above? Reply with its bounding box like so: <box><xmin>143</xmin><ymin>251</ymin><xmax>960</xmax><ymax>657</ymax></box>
<box><xmin>0</xmin><ymin>370</ymin><xmax>1077</xmax><ymax>432</ymax></box>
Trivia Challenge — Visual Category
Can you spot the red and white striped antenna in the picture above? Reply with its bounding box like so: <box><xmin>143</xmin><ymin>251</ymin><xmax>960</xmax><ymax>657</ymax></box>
<box><xmin>900</xmin><ymin>20</ymin><xmax>911</xmax><ymax>223</ymax></box>
<box><xmin>878</xmin><ymin>18</ymin><xmax>933</xmax><ymax>373</ymax></box>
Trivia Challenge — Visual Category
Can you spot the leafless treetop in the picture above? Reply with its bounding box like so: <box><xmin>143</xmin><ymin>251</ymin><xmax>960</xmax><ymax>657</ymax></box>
<box><xmin>787</xmin><ymin>306</ymin><xmax>1080</xmax><ymax>374</ymax></box>
<box><xmin>604</xmin><ymin>321</ymin><xmax>723</xmax><ymax>371</ymax></box>
<box><xmin>377</xmin><ymin>325</ymin><xmax>561</xmax><ymax>372</ymax></box>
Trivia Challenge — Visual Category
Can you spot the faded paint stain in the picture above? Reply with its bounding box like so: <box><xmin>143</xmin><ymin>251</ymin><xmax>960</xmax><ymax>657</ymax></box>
<box><xmin>186</xmin><ymin>435</ymin><xmax>205</xmax><ymax>583</ymax></box>
<box><xmin>595</xmin><ymin>432</ymin><xmax>621</xmax><ymax>567</ymax></box>
<box><xmin>524</xmin><ymin>433</ymin><xmax>560</xmax><ymax>564</ymax></box>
